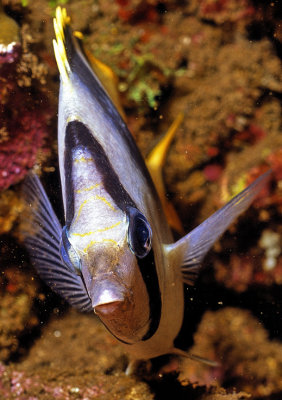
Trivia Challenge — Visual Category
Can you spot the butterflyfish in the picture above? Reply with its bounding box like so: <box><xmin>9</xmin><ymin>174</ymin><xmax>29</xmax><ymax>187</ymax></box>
<box><xmin>22</xmin><ymin>7</ymin><xmax>271</xmax><ymax>374</ymax></box>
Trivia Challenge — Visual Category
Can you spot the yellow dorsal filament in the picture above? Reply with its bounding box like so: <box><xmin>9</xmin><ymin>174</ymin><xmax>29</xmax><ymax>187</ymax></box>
<box><xmin>53</xmin><ymin>7</ymin><xmax>71</xmax><ymax>85</ymax></box>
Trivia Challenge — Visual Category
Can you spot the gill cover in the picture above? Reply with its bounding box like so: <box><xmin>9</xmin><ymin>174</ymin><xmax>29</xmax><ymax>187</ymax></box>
<box><xmin>60</xmin><ymin>225</ymin><xmax>82</xmax><ymax>275</ymax></box>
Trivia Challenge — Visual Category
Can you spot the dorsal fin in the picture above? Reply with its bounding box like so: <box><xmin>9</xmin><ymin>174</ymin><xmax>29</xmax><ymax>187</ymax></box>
<box><xmin>53</xmin><ymin>7</ymin><xmax>71</xmax><ymax>85</ymax></box>
<box><xmin>53</xmin><ymin>7</ymin><xmax>125</xmax><ymax>119</ymax></box>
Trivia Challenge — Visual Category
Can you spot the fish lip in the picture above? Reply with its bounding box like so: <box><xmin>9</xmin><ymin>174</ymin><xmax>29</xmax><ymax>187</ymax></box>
<box><xmin>92</xmin><ymin>288</ymin><xmax>125</xmax><ymax>309</ymax></box>
<box><xmin>94</xmin><ymin>300</ymin><xmax>123</xmax><ymax>316</ymax></box>
<box><xmin>90</xmin><ymin>275</ymin><xmax>126</xmax><ymax>309</ymax></box>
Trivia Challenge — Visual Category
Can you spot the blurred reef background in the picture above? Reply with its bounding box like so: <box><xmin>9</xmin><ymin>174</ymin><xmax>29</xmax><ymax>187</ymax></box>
<box><xmin>0</xmin><ymin>0</ymin><xmax>281</xmax><ymax>399</ymax></box>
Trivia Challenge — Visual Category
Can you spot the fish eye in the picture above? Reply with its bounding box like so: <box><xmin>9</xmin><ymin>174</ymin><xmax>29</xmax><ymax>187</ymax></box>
<box><xmin>127</xmin><ymin>207</ymin><xmax>152</xmax><ymax>258</ymax></box>
<box><xmin>60</xmin><ymin>226</ymin><xmax>82</xmax><ymax>275</ymax></box>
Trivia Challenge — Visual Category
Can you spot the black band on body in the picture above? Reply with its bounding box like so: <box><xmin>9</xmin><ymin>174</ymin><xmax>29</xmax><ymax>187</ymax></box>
<box><xmin>64</xmin><ymin>120</ymin><xmax>136</xmax><ymax>225</ymax></box>
<box><xmin>139</xmin><ymin>249</ymin><xmax>161</xmax><ymax>341</ymax></box>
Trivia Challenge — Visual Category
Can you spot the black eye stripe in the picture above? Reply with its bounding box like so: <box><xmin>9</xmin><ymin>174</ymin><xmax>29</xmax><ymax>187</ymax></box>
<box><xmin>137</xmin><ymin>249</ymin><xmax>161</xmax><ymax>341</ymax></box>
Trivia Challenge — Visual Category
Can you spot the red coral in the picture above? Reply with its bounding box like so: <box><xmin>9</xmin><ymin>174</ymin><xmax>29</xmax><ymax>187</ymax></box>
<box><xmin>0</xmin><ymin>107</ymin><xmax>50</xmax><ymax>191</ymax></box>
<box><xmin>116</xmin><ymin>0</ymin><xmax>160</xmax><ymax>23</ymax></box>
<box><xmin>0</xmin><ymin>362</ymin><xmax>106</xmax><ymax>399</ymax></box>
<box><xmin>0</xmin><ymin>24</ymin><xmax>52</xmax><ymax>191</ymax></box>
<box><xmin>198</xmin><ymin>0</ymin><xmax>255</xmax><ymax>24</ymax></box>
<box><xmin>207</xmin><ymin>146</ymin><xmax>219</xmax><ymax>157</ymax></box>
<box><xmin>267</xmin><ymin>149</ymin><xmax>282</xmax><ymax>181</ymax></box>
<box><xmin>203</xmin><ymin>164</ymin><xmax>223</xmax><ymax>181</ymax></box>
<box><xmin>235</xmin><ymin>123</ymin><xmax>266</xmax><ymax>145</ymax></box>
<box><xmin>246</xmin><ymin>165</ymin><xmax>281</xmax><ymax>209</ymax></box>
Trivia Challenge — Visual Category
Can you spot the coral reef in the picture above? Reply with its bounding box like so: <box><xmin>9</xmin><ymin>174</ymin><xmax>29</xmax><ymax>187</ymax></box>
<box><xmin>0</xmin><ymin>311</ymin><xmax>154</xmax><ymax>400</ymax></box>
<box><xmin>0</xmin><ymin>309</ymin><xmax>265</xmax><ymax>400</ymax></box>
<box><xmin>0</xmin><ymin>0</ymin><xmax>280</xmax><ymax>399</ymax></box>
<box><xmin>179</xmin><ymin>308</ymin><xmax>282</xmax><ymax>397</ymax></box>
<box><xmin>0</xmin><ymin>3</ymin><xmax>21</xmax><ymax>64</ymax></box>
<box><xmin>0</xmin><ymin>189</ymin><xmax>23</xmax><ymax>235</ymax></box>
<box><xmin>0</xmin><ymin>243</ymin><xmax>39</xmax><ymax>362</ymax></box>
<box><xmin>0</xmin><ymin>6</ymin><xmax>52</xmax><ymax>192</ymax></box>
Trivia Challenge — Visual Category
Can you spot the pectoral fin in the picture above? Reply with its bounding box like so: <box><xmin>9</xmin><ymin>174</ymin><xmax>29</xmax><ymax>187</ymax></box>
<box><xmin>165</xmin><ymin>170</ymin><xmax>271</xmax><ymax>285</ymax></box>
<box><xmin>21</xmin><ymin>173</ymin><xmax>92</xmax><ymax>312</ymax></box>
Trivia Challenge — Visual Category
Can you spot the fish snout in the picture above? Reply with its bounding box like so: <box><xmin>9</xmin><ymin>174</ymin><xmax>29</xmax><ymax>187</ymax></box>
<box><xmin>90</xmin><ymin>276</ymin><xmax>145</xmax><ymax>342</ymax></box>
<box><xmin>91</xmin><ymin>277</ymin><xmax>128</xmax><ymax>316</ymax></box>
<box><xmin>90</xmin><ymin>273</ymin><xmax>150</xmax><ymax>343</ymax></box>
<box><xmin>94</xmin><ymin>301</ymin><xmax>124</xmax><ymax>316</ymax></box>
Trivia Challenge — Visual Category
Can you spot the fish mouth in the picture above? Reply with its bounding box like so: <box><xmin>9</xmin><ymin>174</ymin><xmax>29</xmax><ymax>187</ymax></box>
<box><xmin>94</xmin><ymin>300</ymin><xmax>124</xmax><ymax>316</ymax></box>
<box><xmin>90</xmin><ymin>276</ymin><xmax>127</xmax><ymax>309</ymax></box>
<box><xmin>90</xmin><ymin>275</ymin><xmax>150</xmax><ymax>343</ymax></box>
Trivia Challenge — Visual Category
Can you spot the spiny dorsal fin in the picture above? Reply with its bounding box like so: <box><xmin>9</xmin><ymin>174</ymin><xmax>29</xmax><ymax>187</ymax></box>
<box><xmin>53</xmin><ymin>7</ymin><xmax>126</xmax><ymax>120</ymax></box>
<box><xmin>53</xmin><ymin>6</ymin><xmax>71</xmax><ymax>85</ymax></box>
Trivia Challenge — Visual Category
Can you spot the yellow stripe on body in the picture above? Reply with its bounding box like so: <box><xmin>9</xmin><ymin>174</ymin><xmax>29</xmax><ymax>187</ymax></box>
<box><xmin>95</xmin><ymin>195</ymin><xmax>116</xmax><ymax>211</ymax></box>
<box><xmin>84</xmin><ymin>239</ymin><xmax>118</xmax><ymax>253</ymax></box>
<box><xmin>74</xmin><ymin>156</ymin><xmax>94</xmax><ymax>163</ymax></box>
<box><xmin>75</xmin><ymin>183</ymin><xmax>101</xmax><ymax>194</ymax></box>
<box><xmin>73</xmin><ymin>195</ymin><xmax>117</xmax><ymax>225</ymax></box>
<box><xmin>72</xmin><ymin>221</ymin><xmax>121</xmax><ymax>237</ymax></box>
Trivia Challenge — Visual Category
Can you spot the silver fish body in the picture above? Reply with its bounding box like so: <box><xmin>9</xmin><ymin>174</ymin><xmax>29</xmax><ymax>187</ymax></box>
<box><xmin>53</xmin><ymin>13</ymin><xmax>183</xmax><ymax>357</ymax></box>
<box><xmin>22</xmin><ymin>7</ymin><xmax>271</xmax><ymax>368</ymax></box>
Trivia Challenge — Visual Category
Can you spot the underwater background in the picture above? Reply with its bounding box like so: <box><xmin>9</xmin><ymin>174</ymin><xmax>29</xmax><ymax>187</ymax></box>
<box><xmin>0</xmin><ymin>0</ymin><xmax>281</xmax><ymax>399</ymax></box>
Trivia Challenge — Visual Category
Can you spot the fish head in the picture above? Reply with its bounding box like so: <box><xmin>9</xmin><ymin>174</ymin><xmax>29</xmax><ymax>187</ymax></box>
<box><xmin>59</xmin><ymin>206</ymin><xmax>153</xmax><ymax>344</ymax></box>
